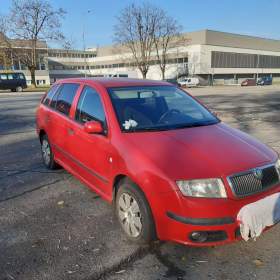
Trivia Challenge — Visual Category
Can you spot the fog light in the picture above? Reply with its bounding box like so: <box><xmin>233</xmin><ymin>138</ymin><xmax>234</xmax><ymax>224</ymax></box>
<box><xmin>190</xmin><ymin>231</ymin><xmax>208</xmax><ymax>242</ymax></box>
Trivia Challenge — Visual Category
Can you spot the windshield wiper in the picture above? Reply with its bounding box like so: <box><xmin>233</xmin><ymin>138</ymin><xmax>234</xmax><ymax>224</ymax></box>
<box><xmin>132</xmin><ymin>126</ymin><xmax>171</xmax><ymax>132</ymax></box>
<box><xmin>123</xmin><ymin>121</ymin><xmax>217</xmax><ymax>132</ymax></box>
<box><xmin>171</xmin><ymin>121</ymin><xmax>217</xmax><ymax>129</ymax></box>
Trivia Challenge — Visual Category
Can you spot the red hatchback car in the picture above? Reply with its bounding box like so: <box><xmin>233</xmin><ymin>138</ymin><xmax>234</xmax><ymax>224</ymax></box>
<box><xmin>36</xmin><ymin>78</ymin><xmax>280</xmax><ymax>246</ymax></box>
<box><xmin>241</xmin><ymin>79</ymin><xmax>256</xmax><ymax>86</ymax></box>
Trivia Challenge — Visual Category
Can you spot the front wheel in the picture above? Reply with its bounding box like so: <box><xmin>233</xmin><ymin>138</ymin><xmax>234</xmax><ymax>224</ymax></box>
<box><xmin>40</xmin><ymin>134</ymin><xmax>58</xmax><ymax>169</ymax></box>
<box><xmin>115</xmin><ymin>179</ymin><xmax>156</xmax><ymax>244</ymax></box>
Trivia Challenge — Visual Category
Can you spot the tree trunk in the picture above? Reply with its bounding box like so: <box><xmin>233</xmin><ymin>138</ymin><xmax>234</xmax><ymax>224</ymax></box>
<box><xmin>140</xmin><ymin>68</ymin><xmax>148</xmax><ymax>79</ymax></box>
<box><xmin>31</xmin><ymin>39</ymin><xmax>37</xmax><ymax>87</ymax></box>
<box><xmin>29</xmin><ymin>65</ymin><xmax>36</xmax><ymax>87</ymax></box>
<box><xmin>161</xmin><ymin>67</ymin><xmax>165</xmax><ymax>80</ymax></box>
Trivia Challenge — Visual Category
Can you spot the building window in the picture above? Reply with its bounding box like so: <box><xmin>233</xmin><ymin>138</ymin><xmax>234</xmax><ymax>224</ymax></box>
<box><xmin>212</xmin><ymin>51</ymin><xmax>280</xmax><ymax>68</ymax></box>
<box><xmin>36</xmin><ymin>80</ymin><xmax>46</xmax><ymax>85</ymax></box>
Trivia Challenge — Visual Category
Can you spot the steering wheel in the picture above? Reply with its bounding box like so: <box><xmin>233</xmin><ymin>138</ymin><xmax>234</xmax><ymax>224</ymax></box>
<box><xmin>158</xmin><ymin>109</ymin><xmax>181</xmax><ymax>123</ymax></box>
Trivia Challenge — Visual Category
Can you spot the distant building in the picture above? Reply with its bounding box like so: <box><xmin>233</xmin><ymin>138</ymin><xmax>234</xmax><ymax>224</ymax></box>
<box><xmin>47</xmin><ymin>48</ymin><xmax>97</xmax><ymax>83</ymax></box>
<box><xmin>1</xmin><ymin>30</ymin><xmax>280</xmax><ymax>85</ymax></box>
<box><xmin>0</xmin><ymin>33</ymin><xmax>50</xmax><ymax>85</ymax></box>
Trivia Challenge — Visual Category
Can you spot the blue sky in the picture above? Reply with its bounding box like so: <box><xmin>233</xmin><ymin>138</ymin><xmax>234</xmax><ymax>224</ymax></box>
<box><xmin>1</xmin><ymin>0</ymin><xmax>280</xmax><ymax>49</ymax></box>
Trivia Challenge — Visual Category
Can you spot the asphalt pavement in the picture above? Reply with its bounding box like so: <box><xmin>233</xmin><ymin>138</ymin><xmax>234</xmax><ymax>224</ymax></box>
<box><xmin>0</xmin><ymin>85</ymin><xmax>280</xmax><ymax>280</ymax></box>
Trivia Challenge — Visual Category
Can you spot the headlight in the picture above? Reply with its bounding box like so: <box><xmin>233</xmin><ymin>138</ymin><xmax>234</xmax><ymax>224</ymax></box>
<box><xmin>276</xmin><ymin>159</ymin><xmax>280</xmax><ymax>175</ymax></box>
<box><xmin>176</xmin><ymin>178</ymin><xmax>227</xmax><ymax>198</ymax></box>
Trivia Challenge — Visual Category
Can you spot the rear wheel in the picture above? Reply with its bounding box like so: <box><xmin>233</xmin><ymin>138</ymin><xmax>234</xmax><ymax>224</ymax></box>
<box><xmin>115</xmin><ymin>179</ymin><xmax>156</xmax><ymax>244</ymax></box>
<box><xmin>16</xmin><ymin>86</ymin><xmax>23</xmax><ymax>92</ymax></box>
<box><xmin>40</xmin><ymin>134</ymin><xmax>58</xmax><ymax>169</ymax></box>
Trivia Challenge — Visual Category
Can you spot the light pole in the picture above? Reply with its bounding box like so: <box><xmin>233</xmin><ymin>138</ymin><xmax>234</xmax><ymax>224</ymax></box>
<box><xmin>256</xmin><ymin>54</ymin><xmax>260</xmax><ymax>81</ymax></box>
<box><xmin>82</xmin><ymin>9</ymin><xmax>92</xmax><ymax>78</ymax></box>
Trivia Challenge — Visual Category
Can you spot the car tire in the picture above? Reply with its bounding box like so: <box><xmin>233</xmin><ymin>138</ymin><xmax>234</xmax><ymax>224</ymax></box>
<box><xmin>115</xmin><ymin>179</ymin><xmax>157</xmax><ymax>244</ymax></box>
<box><xmin>16</xmin><ymin>86</ymin><xmax>23</xmax><ymax>92</ymax></box>
<box><xmin>40</xmin><ymin>134</ymin><xmax>58</xmax><ymax>170</ymax></box>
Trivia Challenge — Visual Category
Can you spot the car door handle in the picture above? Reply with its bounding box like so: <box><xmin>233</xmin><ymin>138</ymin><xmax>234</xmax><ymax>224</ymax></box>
<box><xmin>67</xmin><ymin>128</ymin><xmax>75</xmax><ymax>135</ymax></box>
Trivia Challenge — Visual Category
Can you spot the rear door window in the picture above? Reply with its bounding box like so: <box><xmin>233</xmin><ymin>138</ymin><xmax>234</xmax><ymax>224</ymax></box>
<box><xmin>7</xmin><ymin>74</ymin><xmax>14</xmax><ymax>80</ymax></box>
<box><xmin>42</xmin><ymin>84</ymin><xmax>60</xmax><ymax>106</ymax></box>
<box><xmin>55</xmin><ymin>83</ymin><xmax>80</xmax><ymax>116</ymax></box>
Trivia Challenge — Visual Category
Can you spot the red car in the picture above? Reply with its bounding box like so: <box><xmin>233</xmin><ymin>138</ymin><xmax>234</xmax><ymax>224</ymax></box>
<box><xmin>36</xmin><ymin>78</ymin><xmax>280</xmax><ymax>247</ymax></box>
<box><xmin>241</xmin><ymin>79</ymin><xmax>256</xmax><ymax>86</ymax></box>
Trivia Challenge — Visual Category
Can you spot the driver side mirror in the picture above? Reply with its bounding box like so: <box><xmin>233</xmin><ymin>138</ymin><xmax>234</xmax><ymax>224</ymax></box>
<box><xmin>84</xmin><ymin>120</ymin><xmax>103</xmax><ymax>134</ymax></box>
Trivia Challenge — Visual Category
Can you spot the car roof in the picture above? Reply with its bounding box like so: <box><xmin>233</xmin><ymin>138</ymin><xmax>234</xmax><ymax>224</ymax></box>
<box><xmin>56</xmin><ymin>77</ymin><xmax>172</xmax><ymax>88</ymax></box>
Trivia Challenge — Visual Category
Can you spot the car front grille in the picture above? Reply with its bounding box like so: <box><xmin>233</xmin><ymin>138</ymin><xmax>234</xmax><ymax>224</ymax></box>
<box><xmin>228</xmin><ymin>164</ymin><xmax>280</xmax><ymax>197</ymax></box>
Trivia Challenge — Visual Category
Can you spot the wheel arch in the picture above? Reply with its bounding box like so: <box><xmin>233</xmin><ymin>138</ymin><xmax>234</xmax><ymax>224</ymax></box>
<box><xmin>112</xmin><ymin>174</ymin><xmax>153</xmax><ymax>208</ymax></box>
<box><xmin>112</xmin><ymin>174</ymin><xmax>128</xmax><ymax>202</ymax></box>
<box><xmin>39</xmin><ymin>129</ymin><xmax>47</xmax><ymax>143</ymax></box>
<box><xmin>113</xmin><ymin>173</ymin><xmax>158</xmax><ymax>240</ymax></box>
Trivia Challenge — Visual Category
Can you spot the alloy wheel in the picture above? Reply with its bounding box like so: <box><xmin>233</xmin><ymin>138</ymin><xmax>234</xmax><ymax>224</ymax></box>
<box><xmin>118</xmin><ymin>192</ymin><xmax>142</xmax><ymax>237</ymax></box>
<box><xmin>41</xmin><ymin>139</ymin><xmax>51</xmax><ymax>166</ymax></box>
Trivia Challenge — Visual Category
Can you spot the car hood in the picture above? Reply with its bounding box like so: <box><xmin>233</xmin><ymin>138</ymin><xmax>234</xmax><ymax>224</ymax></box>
<box><xmin>124</xmin><ymin>123</ymin><xmax>277</xmax><ymax>180</ymax></box>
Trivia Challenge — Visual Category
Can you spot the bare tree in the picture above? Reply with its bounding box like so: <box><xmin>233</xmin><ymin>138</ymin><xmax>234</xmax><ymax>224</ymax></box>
<box><xmin>61</xmin><ymin>36</ymin><xmax>76</xmax><ymax>51</ymax></box>
<box><xmin>9</xmin><ymin>0</ymin><xmax>65</xmax><ymax>86</ymax></box>
<box><xmin>153</xmin><ymin>14</ymin><xmax>183</xmax><ymax>79</ymax></box>
<box><xmin>114</xmin><ymin>3</ymin><xmax>160</xmax><ymax>79</ymax></box>
<box><xmin>0</xmin><ymin>15</ymin><xmax>13</xmax><ymax>69</ymax></box>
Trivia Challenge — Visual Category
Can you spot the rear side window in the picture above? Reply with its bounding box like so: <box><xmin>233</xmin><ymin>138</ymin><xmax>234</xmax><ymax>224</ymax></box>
<box><xmin>0</xmin><ymin>74</ymin><xmax>7</xmax><ymax>80</ymax></box>
<box><xmin>55</xmin><ymin>83</ymin><xmax>79</xmax><ymax>116</ymax></box>
<box><xmin>75</xmin><ymin>86</ymin><xmax>106</xmax><ymax>124</ymax></box>
<box><xmin>42</xmin><ymin>84</ymin><xmax>60</xmax><ymax>106</ymax></box>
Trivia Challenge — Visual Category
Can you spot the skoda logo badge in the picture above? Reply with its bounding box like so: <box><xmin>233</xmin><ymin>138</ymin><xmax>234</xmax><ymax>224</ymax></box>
<box><xmin>253</xmin><ymin>168</ymin><xmax>263</xmax><ymax>180</ymax></box>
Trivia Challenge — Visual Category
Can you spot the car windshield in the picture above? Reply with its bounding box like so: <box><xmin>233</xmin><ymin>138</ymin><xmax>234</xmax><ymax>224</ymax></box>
<box><xmin>108</xmin><ymin>86</ymin><xmax>219</xmax><ymax>132</ymax></box>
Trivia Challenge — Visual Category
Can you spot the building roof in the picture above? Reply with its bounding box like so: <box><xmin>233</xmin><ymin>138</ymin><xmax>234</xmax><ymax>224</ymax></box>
<box><xmin>185</xmin><ymin>29</ymin><xmax>280</xmax><ymax>52</ymax></box>
<box><xmin>0</xmin><ymin>33</ymin><xmax>48</xmax><ymax>49</ymax></box>
<box><xmin>9</xmin><ymin>38</ymin><xmax>47</xmax><ymax>49</ymax></box>
<box><xmin>94</xmin><ymin>29</ymin><xmax>280</xmax><ymax>57</ymax></box>
<box><xmin>48</xmin><ymin>48</ymin><xmax>96</xmax><ymax>54</ymax></box>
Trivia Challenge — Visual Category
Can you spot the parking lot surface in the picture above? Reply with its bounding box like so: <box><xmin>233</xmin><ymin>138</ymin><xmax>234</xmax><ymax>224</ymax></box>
<box><xmin>0</xmin><ymin>85</ymin><xmax>280</xmax><ymax>280</ymax></box>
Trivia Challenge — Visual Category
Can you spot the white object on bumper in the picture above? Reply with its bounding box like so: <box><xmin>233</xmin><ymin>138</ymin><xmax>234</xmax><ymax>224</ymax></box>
<box><xmin>237</xmin><ymin>192</ymin><xmax>280</xmax><ymax>241</ymax></box>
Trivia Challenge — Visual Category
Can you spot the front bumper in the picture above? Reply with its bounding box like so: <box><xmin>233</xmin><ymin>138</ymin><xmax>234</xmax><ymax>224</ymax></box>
<box><xmin>165</xmin><ymin>212</ymin><xmax>239</xmax><ymax>246</ymax></box>
<box><xmin>154</xmin><ymin>184</ymin><xmax>280</xmax><ymax>247</ymax></box>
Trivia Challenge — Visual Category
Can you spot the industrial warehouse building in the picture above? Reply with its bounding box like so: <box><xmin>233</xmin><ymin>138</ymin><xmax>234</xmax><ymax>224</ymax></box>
<box><xmin>1</xmin><ymin>29</ymin><xmax>280</xmax><ymax>85</ymax></box>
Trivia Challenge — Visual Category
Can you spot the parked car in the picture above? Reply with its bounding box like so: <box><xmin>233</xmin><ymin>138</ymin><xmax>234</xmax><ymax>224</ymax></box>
<box><xmin>163</xmin><ymin>78</ymin><xmax>181</xmax><ymax>87</ymax></box>
<box><xmin>36</xmin><ymin>78</ymin><xmax>280</xmax><ymax>246</ymax></box>
<box><xmin>178</xmin><ymin>77</ymin><xmax>199</xmax><ymax>87</ymax></box>
<box><xmin>257</xmin><ymin>76</ymin><xmax>273</xmax><ymax>86</ymax></box>
<box><xmin>0</xmin><ymin>72</ymin><xmax>27</xmax><ymax>92</ymax></box>
<box><xmin>241</xmin><ymin>79</ymin><xmax>256</xmax><ymax>86</ymax></box>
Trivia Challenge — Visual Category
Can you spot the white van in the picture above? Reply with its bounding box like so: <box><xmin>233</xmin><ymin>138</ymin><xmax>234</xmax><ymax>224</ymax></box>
<box><xmin>178</xmin><ymin>77</ymin><xmax>199</xmax><ymax>87</ymax></box>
